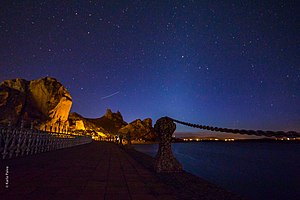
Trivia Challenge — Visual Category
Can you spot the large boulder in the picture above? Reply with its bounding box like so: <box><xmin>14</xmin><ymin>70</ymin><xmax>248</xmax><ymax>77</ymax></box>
<box><xmin>118</xmin><ymin>118</ymin><xmax>156</xmax><ymax>141</ymax></box>
<box><xmin>28</xmin><ymin>77</ymin><xmax>72</xmax><ymax>130</ymax></box>
<box><xmin>0</xmin><ymin>77</ymin><xmax>72</xmax><ymax>129</ymax></box>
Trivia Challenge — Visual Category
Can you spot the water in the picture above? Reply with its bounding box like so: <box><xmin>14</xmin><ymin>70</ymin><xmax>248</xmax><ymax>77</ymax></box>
<box><xmin>134</xmin><ymin>142</ymin><xmax>300</xmax><ymax>200</ymax></box>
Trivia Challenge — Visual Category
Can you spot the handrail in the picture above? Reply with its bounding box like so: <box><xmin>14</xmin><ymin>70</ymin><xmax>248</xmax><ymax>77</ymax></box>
<box><xmin>0</xmin><ymin>126</ymin><xmax>92</xmax><ymax>160</ymax></box>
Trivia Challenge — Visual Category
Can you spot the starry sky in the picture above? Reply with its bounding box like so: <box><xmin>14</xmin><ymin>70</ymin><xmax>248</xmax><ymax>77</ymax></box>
<box><xmin>0</xmin><ymin>1</ymin><xmax>299</xmax><ymax>133</ymax></box>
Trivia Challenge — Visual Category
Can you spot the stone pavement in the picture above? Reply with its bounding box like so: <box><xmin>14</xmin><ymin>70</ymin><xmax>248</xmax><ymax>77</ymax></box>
<box><xmin>0</xmin><ymin>142</ymin><xmax>177</xmax><ymax>200</ymax></box>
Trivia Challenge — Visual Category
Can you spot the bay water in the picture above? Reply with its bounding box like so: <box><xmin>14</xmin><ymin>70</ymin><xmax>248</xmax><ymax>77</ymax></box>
<box><xmin>134</xmin><ymin>142</ymin><xmax>300</xmax><ymax>200</ymax></box>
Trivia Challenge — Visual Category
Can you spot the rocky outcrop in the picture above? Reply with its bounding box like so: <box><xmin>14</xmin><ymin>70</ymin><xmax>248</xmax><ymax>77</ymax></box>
<box><xmin>0</xmin><ymin>78</ymin><xmax>28</xmax><ymax>93</ymax></box>
<box><xmin>75</xmin><ymin>120</ymin><xmax>85</xmax><ymax>130</ymax></box>
<box><xmin>68</xmin><ymin>112</ymin><xmax>108</xmax><ymax>139</ymax></box>
<box><xmin>68</xmin><ymin>110</ymin><xmax>127</xmax><ymax>139</ymax></box>
<box><xmin>0</xmin><ymin>80</ymin><xmax>27</xmax><ymax>125</ymax></box>
<box><xmin>0</xmin><ymin>77</ymin><xmax>72</xmax><ymax>129</ymax></box>
<box><xmin>28</xmin><ymin>77</ymin><xmax>72</xmax><ymax>130</ymax></box>
<box><xmin>0</xmin><ymin>76</ymin><xmax>156</xmax><ymax>142</ymax></box>
<box><xmin>104</xmin><ymin>109</ymin><xmax>124</xmax><ymax>122</ymax></box>
<box><xmin>86</xmin><ymin>109</ymin><xmax>127</xmax><ymax>135</ymax></box>
<box><xmin>118</xmin><ymin>118</ymin><xmax>156</xmax><ymax>141</ymax></box>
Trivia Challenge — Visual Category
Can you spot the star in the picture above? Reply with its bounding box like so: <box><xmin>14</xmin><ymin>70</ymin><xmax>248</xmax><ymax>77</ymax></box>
<box><xmin>0</xmin><ymin>0</ymin><xmax>299</xmax><ymax>139</ymax></box>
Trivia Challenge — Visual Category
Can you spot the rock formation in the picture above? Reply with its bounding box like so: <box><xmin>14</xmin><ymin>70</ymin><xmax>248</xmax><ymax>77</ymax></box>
<box><xmin>86</xmin><ymin>109</ymin><xmax>127</xmax><ymax>135</ymax></box>
<box><xmin>75</xmin><ymin>120</ymin><xmax>86</xmax><ymax>130</ymax></box>
<box><xmin>0</xmin><ymin>77</ymin><xmax>72</xmax><ymax>129</ymax></box>
<box><xmin>0</xmin><ymin>76</ymin><xmax>156</xmax><ymax>142</ymax></box>
<box><xmin>68</xmin><ymin>109</ymin><xmax>127</xmax><ymax>139</ymax></box>
<box><xmin>68</xmin><ymin>112</ymin><xmax>108</xmax><ymax>139</ymax></box>
<box><xmin>118</xmin><ymin>118</ymin><xmax>156</xmax><ymax>141</ymax></box>
<box><xmin>0</xmin><ymin>79</ymin><xmax>27</xmax><ymax>125</ymax></box>
<box><xmin>68</xmin><ymin>110</ymin><xmax>157</xmax><ymax>141</ymax></box>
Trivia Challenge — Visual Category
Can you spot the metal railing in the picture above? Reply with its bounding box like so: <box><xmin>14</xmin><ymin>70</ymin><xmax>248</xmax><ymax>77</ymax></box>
<box><xmin>0</xmin><ymin>125</ymin><xmax>92</xmax><ymax>160</ymax></box>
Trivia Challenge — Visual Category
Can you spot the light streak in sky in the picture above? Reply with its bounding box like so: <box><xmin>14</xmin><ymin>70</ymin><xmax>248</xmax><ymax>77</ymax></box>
<box><xmin>101</xmin><ymin>91</ymin><xmax>120</xmax><ymax>100</ymax></box>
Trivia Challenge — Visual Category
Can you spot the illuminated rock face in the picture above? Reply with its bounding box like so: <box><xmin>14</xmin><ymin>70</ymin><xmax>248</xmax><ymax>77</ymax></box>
<box><xmin>68</xmin><ymin>110</ymin><xmax>127</xmax><ymax>137</ymax></box>
<box><xmin>75</xmin><ymin>120</ymin><xmax>85</xmax><ymax>130</ymax></box>
<box><xmin>0</xmin><ymin>77</ymin><xmax>72</xmax><ymax>129</ymax></box>
<box><xmin>28</xmin><ymin>77</ymin><xmax>72</xmax><ymax>130</ymax></box>
<box><xmin>118</xmin><ymin>118</ymin><xmax>156</xmax><ymax>141</ymax></box>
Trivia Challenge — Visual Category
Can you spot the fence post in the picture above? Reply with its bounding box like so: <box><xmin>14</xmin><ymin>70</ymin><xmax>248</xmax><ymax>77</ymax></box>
<box><xmin>154</xmin><ymin>117</ymin><xmax>182</xmax><ymax>173</ymax></box>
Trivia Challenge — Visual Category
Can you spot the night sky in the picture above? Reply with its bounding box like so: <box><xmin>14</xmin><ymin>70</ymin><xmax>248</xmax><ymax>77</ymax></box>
<box><xmin>0</xmin><ymin>1</ymin><xmax>299</xmax><ymax>133</ymax></box>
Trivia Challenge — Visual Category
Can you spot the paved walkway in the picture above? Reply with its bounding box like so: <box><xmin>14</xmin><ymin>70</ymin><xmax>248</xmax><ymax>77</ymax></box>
<box><xmin>0</xmin><ymin>142</ymin><xmax>177</xmax><ymax>200</ymax></box>
<box><xmin>1</xmin><ymin>142</ymin><xmax>243</xmax><ymax>200</ymax></box>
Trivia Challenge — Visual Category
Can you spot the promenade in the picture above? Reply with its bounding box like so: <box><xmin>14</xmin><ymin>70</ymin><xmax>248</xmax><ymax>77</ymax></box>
<box><xmin>0</xmin><ymin>142</ymin><xmax>242</xmax><ymax>200</ymax></box>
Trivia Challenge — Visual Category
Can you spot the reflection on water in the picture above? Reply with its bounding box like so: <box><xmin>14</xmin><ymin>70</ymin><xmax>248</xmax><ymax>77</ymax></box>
<box><xmin>134</xmin><ymin>142</ymin><xmax>300</xmax><ymax>200</ymax></box>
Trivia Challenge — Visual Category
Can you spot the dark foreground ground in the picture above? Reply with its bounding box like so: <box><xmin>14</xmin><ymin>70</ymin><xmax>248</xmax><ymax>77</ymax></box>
<box><xmin>0</xmin><ymin>142</ymin><xmax>243</xmax><ymax>200</ymax></box>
